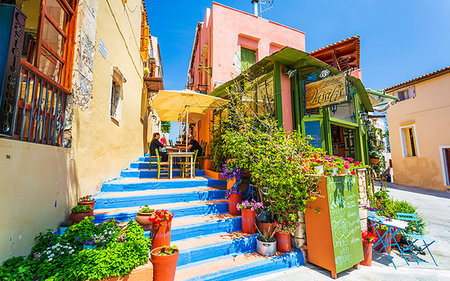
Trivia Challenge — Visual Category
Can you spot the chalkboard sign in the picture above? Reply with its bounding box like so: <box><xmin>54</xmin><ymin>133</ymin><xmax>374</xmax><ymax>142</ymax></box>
<box><xmin>304</xmin><ymin>121</ymin><xmax>322</xmax><ymax>148</ymax></box>
<box><xmin>327</xmin><ymin>176</ymin><xmax>363</xmax><ymax>273</ymax></box>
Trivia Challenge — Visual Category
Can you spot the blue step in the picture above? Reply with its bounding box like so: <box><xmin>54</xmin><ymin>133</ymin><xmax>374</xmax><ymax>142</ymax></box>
<box><xmin>130</xmin><ymin>161</ymin><xmax>150</xmax><ymax>169</ymax></box>
<box><xmin>101</xmin><ymin>177</ymin><xmax>226</xmax><ymax>192</ymax></box>
<box><xmin>188</xmin><ymin>249</ymin><xmax>305</xmax><ymax>281</ymax></box>
<box><xmin>93</xmin><ymin>201</ymin><xmax>229</xmax><ymax>224</ymax></box>
<box><xmin>177</xmin><ymin>234</ymin><xmax>257</xmax><ymax>267</ymax></box>
<box><xmin>145</xmin><ymin>216</ymin><xmax>242</xmax><ymax>241</ymax></box>
<box><xmin>94</xmin><ymin>189</ymin><xmax>226</xmax><ymax>209</ymax></box>
<box><xmin>120</xmin><ymin>169</ymin><xmax>206</xmax><ymax>178</ymax></box>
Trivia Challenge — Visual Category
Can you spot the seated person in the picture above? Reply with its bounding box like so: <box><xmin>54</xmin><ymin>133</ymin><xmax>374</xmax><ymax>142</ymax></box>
<box><xmin>187</xmin><ymin>135</ymin><xmax>203</xmax><ymax>157</ymax></box>
<box><xmin>149</xmin><ymin>132</ymin><xmax>168</xmax><ymax>162</ymax></box>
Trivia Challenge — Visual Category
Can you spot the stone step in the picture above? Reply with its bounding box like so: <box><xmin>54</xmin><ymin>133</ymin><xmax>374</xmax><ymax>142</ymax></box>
<box><xmin>120</xmin><ymin>169</ymin><xmax>206</xmax><ymax>179</ymax></box>
<box><xmin>176</xmin><ymin>232</ymin><xmax>256</xmax><ymax>267</ymax></box>
<box><xmin>174</xmin><ymin>249</ymin><xmax>304</xmax><ymax>281</ymax></box>
<box><xmin>94</xmin><ymin>187</ymin><xmax>226</xmax><ymax>209</ymax></box>
<box><xmin>93</xmin><ymin>199</ymin><xmax>229</xmax><ymax>223</ymax></box>
<box><xmin>101</xmin><ymin>177</ymin><xmax>226</xmax><ymax>192</ymax></box>
<box><xmin>144</xmin><ymin>214</ymin><xmax>242</xmax><ymax>241</ymax></box>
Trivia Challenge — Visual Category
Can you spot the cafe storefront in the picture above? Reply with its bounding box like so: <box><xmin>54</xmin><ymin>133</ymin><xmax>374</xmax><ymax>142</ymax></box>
<box><xmin>210</xmin><ymin>46</ymin><xmax>373</xmax><ymax>164</ymax></box>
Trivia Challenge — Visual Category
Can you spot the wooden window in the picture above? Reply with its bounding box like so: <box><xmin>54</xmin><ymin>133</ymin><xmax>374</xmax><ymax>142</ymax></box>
<box><xmin>395</xmin><ymin>86</ymin><xmax>416</xmax><ymax>101</ymax></box>
<box><xmin>400</xmin><ymin>124</ymin><xmax>418</xmax><ymax>157</ymax></box>
<box><xmin>241</xmin><ymin>47</ymin><xmax>256</xmax><ymax>72</ymax></box>
<box><xmin>110</xmin><ymin>66</ymin><xmax>126</xmax><ymax>122</ymax></box>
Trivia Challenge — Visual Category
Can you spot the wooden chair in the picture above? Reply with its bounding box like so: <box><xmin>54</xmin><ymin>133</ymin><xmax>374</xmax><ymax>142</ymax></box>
<box><xmin>181</xmin><ymin>150</ymin><xmax>198</xmax><ymax>178</ymax></box>
<box><xmin>148</xmin><ymin>144</ymin><xmax>158</xmax><ymax>170</ymax></box>
<box><xmin>155</xmin><ymin>149</ymin><xmax>170</xmax><ymax>179</ymax></box>
<box><xmin>196</xmin><ymin>141</ymin><xmax>207</xmax><ymax>169</ymax></box>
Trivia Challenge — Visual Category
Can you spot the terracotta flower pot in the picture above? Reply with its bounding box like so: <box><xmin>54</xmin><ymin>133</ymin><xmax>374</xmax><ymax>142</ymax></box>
<box><xmin>227</xmin><ymin>178</ymin><xmax>237</xmax><ymax>190</ymax></box>
<box><xmin>371</xmin><ymin>227</ymin><xmax>391</xmax><ymax>253</ymax></box>
<box><xmin>151</xmin><ymin>247</ymin><xmax>179</xmax><ymax>281</ymax></box>
<box><xmin>78</xmin><ymin>200</ymin><xmax>96</xmax><ymax>210</ymax></box>
<box><xmin>69</xmin><ymin>210</ymin><xmax>94</xmax><ymax>224</ymax></box>
<box><xmin>241</xmin><ymin>209</ymin><xmax>257</xmax><ymax>234</ymax></box>
<box><xmin>360</xmin><ymin>241</ymin><xmax>373</xmax><ymax>266</ymax></box>
<box><xmin>370</xmin><ymin>158</ymin><xmax>380</xmax><ymax>165</ymax></box>
<box><xmin>151</xmin><ymin>220</ymin><xmax>172</xmax><ymax>249</ymax></box>
<box><xmin>256</xmin><ymin>222</ymin><xmax>274</xmax><ymax>234</ymax></box>
<box><xmin>276</xmin><ymin>232</ymin><xmax>291</xmax><ymax>252</ymax></box>
<box><xmin>228</xmin><ymin>193</ymin><xmax>242</xmax><ymax>215</ymax></box>
<box><xmin>136</xmin><ymin>212</ymin><xmax>154</xmax><ymax>231</ymax></box>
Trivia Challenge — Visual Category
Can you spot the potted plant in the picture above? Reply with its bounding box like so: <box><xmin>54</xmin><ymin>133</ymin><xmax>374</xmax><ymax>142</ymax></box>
<box><xmin>256</xmin><ymin>207</ymin><xmax>274</xmax><ymax>234</ymax></box>
<box><xmin>69</xmin><ymin>205</ymin><xmax>93</xmax><ymax>223</ymax></box>
<box><xmin>237</xmin><ymin>200</ymin><xmax>263</xmax><ymax>234</ymax></box>
<box><xmin>226</xmin><ymin>185</ymin><xmax>242</xmax><ymax>215</ymax></box>
<box><xmin>151</xmin><ymin>245</ymin><xmax>179</xmax><ymax>281</ymax></box>
<box><xmin>221</xmin><ymin>161</ymin><xmax>244</xmax><ymax>190</ymax></box>
<box><xmin>274</xmin><ymin>218</ymin><xmax>296</xmax><ymax>252</ymax></box>
<box><xmin>149</xmin><ymin>209</ymin><xmax>174</xmax><ymax>249</ymax></box>
<box><xmin>135</xmin><ymin>205</ymin><xmax>155</xmax><ymax>231</ymax></box>
<box><xmin>256</xmin><ymin>224</ymin><xmax>276</xmax><ymax>256</ymax></box>
<box><xmin>78</xmin><ymin>195</ymin><xmax>96</xmax><ymax>209</ymax></box>
<box><xmin>370</xmin><ymin>222</ymin><xmax>391</xmax><ymax>253</ymax></box>
<box><xmin>360</xmin><ymin>231</ymin><xmax>378</xmax><ymax>266</ymax></box>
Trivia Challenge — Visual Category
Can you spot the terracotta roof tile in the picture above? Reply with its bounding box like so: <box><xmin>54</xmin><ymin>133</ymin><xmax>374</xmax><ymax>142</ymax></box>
<box><xmin>384</xmin><ymin>66</ymin><xmax>450</xmax><ymax>92</ymax></box>
<box><xmin>310</xmin><ymin>35</ymin><xmax>360</xmax><ymax>55</ymax></box>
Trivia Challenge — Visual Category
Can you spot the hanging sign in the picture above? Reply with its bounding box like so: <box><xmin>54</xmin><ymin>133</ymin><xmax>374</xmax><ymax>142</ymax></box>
<box><xmin>305</xmin><ymin>73</ymin><xmax>346</xmax><ymax>109</ymax></box>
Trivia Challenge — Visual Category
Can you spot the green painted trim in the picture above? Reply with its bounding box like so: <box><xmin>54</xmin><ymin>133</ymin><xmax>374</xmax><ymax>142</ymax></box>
<box><xmin>366</xmin><ymin>89</ymin><xmax>399</xmax><ymax>101</ymax></box>
<box><xmin>322</xmin><ymin>107</ymin><xmax>332</xmax><ymax>154</ymax></box>
<box><xmin>329</xmin><ymin>117</ymin><xmax>358</xmax><ymax>128</ymax></box>
<box><xmin>274</xmin><ymin>62</ymin><xmax>283</xmax><ymax>128</ymax></box>
<box><xmin>291</xmin><ymin>73</ymin><xmax>301</xmax><ymax>130</ymax></box>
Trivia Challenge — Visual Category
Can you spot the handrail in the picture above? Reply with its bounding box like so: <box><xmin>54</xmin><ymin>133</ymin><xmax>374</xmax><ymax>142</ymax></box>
<box><xmin>20</xmin><ymin>58</ymin><xmax>70</xmax><ymax>94</ymax></box>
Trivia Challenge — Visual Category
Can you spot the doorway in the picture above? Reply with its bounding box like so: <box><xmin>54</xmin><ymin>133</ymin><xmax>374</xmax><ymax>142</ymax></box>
<box><xmin>330</xmin><ymin>124</ymin><xmax>356</xmax><ymax>159</ymax></box>
<box><xmin>441</xmin><ymin>147</ymin><xmax>450</xmax><ymax>186</ymax></box>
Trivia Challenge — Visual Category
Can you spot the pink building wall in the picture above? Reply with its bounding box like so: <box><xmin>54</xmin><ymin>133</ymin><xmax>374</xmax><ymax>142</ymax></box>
<box><xmin>188</xmin><ymin>2</ymin><xmax>306</xmax><ymax>131</ymax></box>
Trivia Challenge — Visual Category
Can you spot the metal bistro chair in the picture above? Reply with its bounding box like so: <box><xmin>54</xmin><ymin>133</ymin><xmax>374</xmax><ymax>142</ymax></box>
<box><xmin>181</xmin><ymin>150</ymin><xmax>198</xmax><ymax>178</ymax></box>
<box><xmin>396</xmin><ymin>212</ymin><xmax>438</xmax><ymax>266</ymax></box>
<box><xmin>148</xmin><ymin>145</ymin><xmax>158</xmax><ymax>170</ymax></box>
<box><xmin>155</xmin><ymin>149</ymin><xmax>170</xmax><ymax>179</ymax></box>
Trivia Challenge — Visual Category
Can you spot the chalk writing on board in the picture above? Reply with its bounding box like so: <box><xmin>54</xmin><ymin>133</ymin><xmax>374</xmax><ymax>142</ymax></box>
<box><xmin>327</xmin><ymin>176</ymin><xmax>364</xmax><ymax>273</ymax></box>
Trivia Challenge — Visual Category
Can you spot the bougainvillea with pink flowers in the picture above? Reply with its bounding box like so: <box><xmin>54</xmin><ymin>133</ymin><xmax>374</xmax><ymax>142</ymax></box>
<box><xmin>236</xmin><ymin>199</ymin><xmax>263</xmax><ymax>211</ymax></box>
<box><xmin>308</xmin><ymin>153</ymin><xmax>360</xmax><ymax>176</ymax></box>
<box><xmin>274</xmin><ymin>218</ymin><xmax>297</xmax><ymax>235</ymax></box>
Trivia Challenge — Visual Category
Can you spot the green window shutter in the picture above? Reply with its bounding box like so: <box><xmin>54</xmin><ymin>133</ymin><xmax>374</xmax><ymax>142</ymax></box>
<box><xmin>241</xmin><ymin>47</ymin><xmax>256</xmax><ymax>71</ymax></box>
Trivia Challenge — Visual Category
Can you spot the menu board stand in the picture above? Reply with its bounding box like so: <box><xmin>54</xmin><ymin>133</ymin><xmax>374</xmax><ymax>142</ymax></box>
<box><xmin>305</xmin><ymin>176</ymin><xmax>363</xmax><ymax>278</ymax></box>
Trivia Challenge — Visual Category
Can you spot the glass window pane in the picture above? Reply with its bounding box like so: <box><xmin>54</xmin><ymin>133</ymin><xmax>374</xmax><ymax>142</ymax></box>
<box><xmin>45</xmin><ymin>0</ymin><xmax>68</xmax><ymax>30</ymax></box>
<box><xmin>42</xmin><ymin>18</ymin><xmax>65</xmax><ymax>57</ymax></box>
<box><xmin>40</xmin><ymin>49</ymin><xmax>62</xmax><ymax>83</ymax></box>
<box><xmin>329</xmin><ymin>101</ymin><xmax>356</xmax><ymax>123</ymax></box>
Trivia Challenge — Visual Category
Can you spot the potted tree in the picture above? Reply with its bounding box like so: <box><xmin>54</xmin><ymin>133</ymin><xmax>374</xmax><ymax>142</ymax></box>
<box><xmin>78</xmin><ymin>195</ymin><xmax>96</xmax><ymax>209</ymax></box>
<box><xmin>256</xmin><ymin>225</ymin><xmax>276</xmax><ymax>256</ymax></box>
<box><xmin>274</xmin><ymin>218</ymin><xmax>296</xmax><ymax>252</ymax></box>
<box><xmin>69</xmin><ymin>205</ymin><xmax>93</xmax><ymax>223</ymax></box>
<box><xmin>360</xmin><ymin>231</ymin><xmax>378</xmax><ymax>266</ymax></box>
<box><xmin>151</xmin><ymin>245</ymin><xmax>179</xmax><ymax>281</ymax></box>
<box><xmin>237</xmin><ymin>200</ymin><xmax>263</xmax><ymax>234</ymax></box>
<box><xmin>135</xmin><ymin>205</ymin><xmax>155</xmax><ymax>231</ymax></box>
<box><xmin>149</xmin><ymin>209</ymin><xmax>174</xmax><ymax>249</ymax></box>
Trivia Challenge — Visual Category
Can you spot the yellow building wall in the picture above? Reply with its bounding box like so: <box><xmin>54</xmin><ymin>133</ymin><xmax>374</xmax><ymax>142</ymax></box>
<box><xmin>0</xmin><ymin>139</ymin><xmax>76</xmax><ymax>262</ymax></box>
<box><xmin>71</xmin><ymin>0</ymin><xmax>146</xmax><ymax>196</ymax></box>
<box><xmin>387</xmin><ymin>73</ymin><xmax>450</xmax><ymax>191</ymax></box>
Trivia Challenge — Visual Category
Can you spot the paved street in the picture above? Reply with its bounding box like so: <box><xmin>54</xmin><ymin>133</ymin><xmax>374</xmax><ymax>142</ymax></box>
<box><xmin>249</xmin><ymin>183</ymin><xmax>450</xmax><ymax>281</ymax></box>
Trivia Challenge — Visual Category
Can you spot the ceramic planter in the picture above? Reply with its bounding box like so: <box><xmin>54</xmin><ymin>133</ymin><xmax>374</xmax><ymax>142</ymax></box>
<box><xmin>371</xmin><ymin>227</ymin><xmax>391</xmax><ymax>253</ymax></box>
<box><xmin>276</xmin><ymin>232</ymin><xmax>291</xmax><ymax>252</ymax></box>
<box><xmin>256</xmin><ymin>237</ymin><xmax>277</xmax><ymax>256</ymax></box>
<box><xmin>136</xmin><ymin>212</ymin><xmax>154</xmax><ymax>231</ymax></box>
<box><xmin>369</xmin><ymin>158</ymin><xmax>380</xmax><ymax>165</ymax></box>
<box><xmin>360</xmin><ymin>241</ymin><xmax>373</xmax><ymax>266</ymax></box>
<box><xmin>69</xmin><ymin>210</ymin><xmax>94</xmax><ymax>224</ymax></box>
<box><xmin>241</xmin><ymin>209</ymin><xmax>257</xmax><ymax>234</ymax></box>
<box><xmin>256</xmin><ymin>222</ymin><xmax>274</xmax><ymax>234</ymax></box>
<box><xmin>151</xmin><ymin>247</ymin><xmax>179</xmax><ymax>281</ymax></box>
<box><xmin>228</xmin><ymin>193</ymin><xmax>242</xmax><ymax>215</ymax></box>
<box><xmin>151</xmin><ymin>220</ymin><xmax>172</xmax><ymax>249</ymax></box>
<box><xmin>78</xmin><ymin>200</ymin><xmax>96</xmax><ymax>210</ymax></box>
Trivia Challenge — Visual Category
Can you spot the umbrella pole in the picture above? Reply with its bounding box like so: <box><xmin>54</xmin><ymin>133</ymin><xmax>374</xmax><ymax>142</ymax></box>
<box><xmin>186</xmin><ymin>106</ymin><xmax>189</xmax><ymax>152</ymax></box>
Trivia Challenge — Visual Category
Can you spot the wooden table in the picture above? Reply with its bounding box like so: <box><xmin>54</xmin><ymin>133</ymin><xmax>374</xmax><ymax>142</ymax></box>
<box><xmin>167</xmin><ymin>151</ymin><xmax>195</xmax><ymax>179</ymax></box>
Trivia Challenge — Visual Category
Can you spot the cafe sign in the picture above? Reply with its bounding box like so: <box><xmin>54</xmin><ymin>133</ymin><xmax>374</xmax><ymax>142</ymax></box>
<box><xmin>305</xmin><ymin>73</ymin><xmax>347</xmax><ymax>109</ymax></box>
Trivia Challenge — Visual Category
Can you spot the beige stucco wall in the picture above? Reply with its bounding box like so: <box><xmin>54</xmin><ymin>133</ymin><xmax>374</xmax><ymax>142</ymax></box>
<box><xmin>387</xmin><ymin>73</ymin><xmax>450</xmax><ymax>191</ymax></box>
<box><xmin>0</xmin><ymin>139</ymin><xmax>76</xmax><ymax>262</ymax></box>
<box><xmin>0</xmin><ymin>0</ymin><xmax>147</xmax><ymax>262</ymax></box>
<box><xmin>71</xmin><ymin>0</ymin><xmax>146</xmax><ymax>196</ymax></box>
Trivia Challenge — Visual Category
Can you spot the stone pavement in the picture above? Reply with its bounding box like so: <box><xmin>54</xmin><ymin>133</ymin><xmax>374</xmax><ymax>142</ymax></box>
<box><xmin>248</xmin><ymin>182</ymin><xmax>450</xmax><ymax>281</ymax></box>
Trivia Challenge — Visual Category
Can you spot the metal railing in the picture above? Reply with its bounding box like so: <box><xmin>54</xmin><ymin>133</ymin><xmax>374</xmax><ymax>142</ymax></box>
<box><xmin>10</xmin><ymin>59</ymin><xmax>69</xmax><ymax>146</ymax></box>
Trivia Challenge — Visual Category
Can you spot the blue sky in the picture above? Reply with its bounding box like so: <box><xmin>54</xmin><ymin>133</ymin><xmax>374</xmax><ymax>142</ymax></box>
<box><xmin>147</xmin><ymin>0</ymin><xmax>450</xmax><ymax>91</ymax></box>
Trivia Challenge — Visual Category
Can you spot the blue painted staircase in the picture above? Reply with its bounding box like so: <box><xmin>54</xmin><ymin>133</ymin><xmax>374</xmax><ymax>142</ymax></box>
<box><xmin>93</xmin><ymin>154</ymin><xmax>304</xmax><ymax>280</ymax></box>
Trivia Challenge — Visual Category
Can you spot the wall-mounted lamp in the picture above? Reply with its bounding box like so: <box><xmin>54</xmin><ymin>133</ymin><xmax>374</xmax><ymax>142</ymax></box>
<box><xmin>330</xmin><ymin>104</ymin><xmax>338</xmax><ymax>114</ymax></box>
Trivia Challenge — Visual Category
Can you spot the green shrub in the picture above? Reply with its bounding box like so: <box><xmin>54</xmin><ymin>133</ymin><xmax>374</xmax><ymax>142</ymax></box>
<box><xmin>71</xmin><ymin>205</ymin><xmax>93</xmax><ymax>213</ymax></box>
